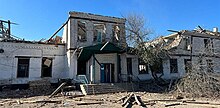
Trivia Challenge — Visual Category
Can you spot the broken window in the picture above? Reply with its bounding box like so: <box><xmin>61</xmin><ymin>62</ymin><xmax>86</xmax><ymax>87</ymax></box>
<box><xmin>170</xmin><ymin>59</ymin><xmax>178</xmax><ymax>73</ymax></box>
<box><xmin>93</xmin><ymin>23</ymin><xmax>106</xmax><ymax>42</ymax></box>
<box><xmin>204</xmin><ymin>39</ymin><xmax>209</xmax><ymax>48</ymax></box>
<box><xmin>204</xmin><ymin>38</ymin><xmax>214</xmax><ymax>52</ymax></box>
<box><xmin>77</xmin><ymin>21</ymin><xmax>87</xmax><ymax>42</ymax></box>
<box><xmin>184</xmin><ymin>59</ymin><xmax>191</xmax><ymax>73</ymax></box>
<box><xmin>150</xmin><ymin>59</ymin><xmax>163</xmax><ymax>74</ymax></box>
<box><xmin>184</xmin><ymin>37</ymin><xmax>191</xmax><ymax>50</ymax></box>
<box><xmin>17</xmin><ymin>58</ymin><xmax>30</xmax><ymax>78</ymax></box>
<box><xmin>139</xmin><ymin>64</ymin><xmax>148</xmax><ymax>74</ymax></box>
<box><xmin>41</xmin><ymin>57</ymin><xmax>52</xmax><ymax>77</ymax></box>
<box><xmin>138</xmin><ymin>59</ymin><xmax>148</xmax><ymax>74</ymax></box>
<box><xmin>112</xmin><ymin>25</ymin><xmax>120</xmax><ymax>42</ymax></box>
<box><xmin>207</xmin><ymin>59</ymin><xmax>214</xmax><ymax>73</ymax></box>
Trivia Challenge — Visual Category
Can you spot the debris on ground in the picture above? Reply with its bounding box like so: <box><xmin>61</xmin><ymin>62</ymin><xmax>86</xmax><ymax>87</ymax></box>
<box><xmin>49</xmin><ymin>82</ymin><xmax>66</xmax><ymax>98</ymax></box>
<box><xmin>173</xmin><ymin>65</ymin><xmax>220</xmax><ymax>98</ymax></box>
<box><xmin>1</xmin><ymin>89</ymin><xmax>220</xmax><ymax>108</ymax></box>
<box><xmin>29</xmin><ymin>79</ymin><xmax>52</xmax><ymax>95</ymax></box>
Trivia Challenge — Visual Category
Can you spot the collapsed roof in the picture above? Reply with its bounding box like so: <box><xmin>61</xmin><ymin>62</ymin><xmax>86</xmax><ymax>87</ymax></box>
<box><xmin>146</xmin><ymin>27</ymin><xmax>220</xmax><ymax>50</ymax></box>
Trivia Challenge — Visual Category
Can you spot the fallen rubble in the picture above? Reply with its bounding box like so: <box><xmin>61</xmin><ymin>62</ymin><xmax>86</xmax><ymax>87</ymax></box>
<box><xmin>1</xmin><ymin>88</ymin><xmax>220</xmax><ymax>108</ymax></box>
<box><xmin>173</xmin><ymin>65</ymin><xmax>220</xmax><ymax>98</ymax></box>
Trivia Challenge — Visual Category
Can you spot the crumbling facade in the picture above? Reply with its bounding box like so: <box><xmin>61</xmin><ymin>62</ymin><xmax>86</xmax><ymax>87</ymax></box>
<box><xmin>62</xmin><ymin>11</ymin><xmax>139</xmax><ymax>83</ymax></box>
<box><xmin>0</xmin><ymin>12</ymin><xmax>141</xmax><ymax>86</ymax></box>
<box><xmin>0</xmin><ymin>20</ymin><xmax>66</xmax><ymax>85</ymax></box>
<box><xmin>0</xmin><ymin>41</ymin><xmax>66</xmax><ymax>85</ymax></box>
<box><xmin>144</xmin><ymin>27</ymin><xmax>220</xmax><ymax>80</ymax></box>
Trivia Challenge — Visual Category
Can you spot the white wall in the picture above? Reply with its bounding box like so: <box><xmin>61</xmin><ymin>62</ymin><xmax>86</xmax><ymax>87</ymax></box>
<box><xmin>0</xmin><ymin>42</ymin><xmax>66</xmax><ymax>84</ymax></box>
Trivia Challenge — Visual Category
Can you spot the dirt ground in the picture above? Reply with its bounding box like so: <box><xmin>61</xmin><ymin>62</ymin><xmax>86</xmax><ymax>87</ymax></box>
<box><xmin>0</xmin><ymin>89</ymin><xmax>220</xmax><ymax>108</ymax></box>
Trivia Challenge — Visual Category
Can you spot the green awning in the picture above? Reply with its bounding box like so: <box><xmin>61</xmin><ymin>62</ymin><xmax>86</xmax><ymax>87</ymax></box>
<box><xmin>78</xmin><ymin>42</ymin><xmax>124</xmax><ymax>61</ymax></box>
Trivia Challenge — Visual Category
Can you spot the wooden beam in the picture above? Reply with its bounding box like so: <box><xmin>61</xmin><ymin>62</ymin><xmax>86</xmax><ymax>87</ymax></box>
<box><xmin>122</xmin><ymin>93</ymin><xmax>134</xmax><ymax>107</ymax></box>
<box><xmin>49</xmin><ymin>82</ymin><xmax>66</xmax><ymax>98</ymax></box>
<box><xmin>165</xmin><ymin>103</ymin><xmax>181</xmax><ymax>107</ymax></box>
<box><xmin>77</xmin><ymin>101</ymin><xmax>104</xmax><ymax>105</ymax></box>
<box><xmin>48</xmin><ymin>18</ymin><xmax>69</xmax><ymax>42</ymax></box>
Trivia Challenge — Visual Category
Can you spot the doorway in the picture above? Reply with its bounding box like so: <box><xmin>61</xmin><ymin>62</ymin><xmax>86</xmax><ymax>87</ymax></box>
<box><xmin>100</xmin><ymin>63</ymin><xmax>115</xmax><ymax>83</ymax></box>
<box><xmin>127</xmin><ymin>58</ymin><xmax>133</xmax><ymax>82</ymax></box>
<box><xmin>77</xmin><ymin>61</ymin><xmax>86</xmax><ymax>75</ymax></box>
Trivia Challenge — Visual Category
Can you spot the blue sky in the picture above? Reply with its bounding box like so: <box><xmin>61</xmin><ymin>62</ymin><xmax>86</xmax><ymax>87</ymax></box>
<box><xmin>1</xmin><ymin>0</ymin><xmax>220</xmax><ymax>40</ymax></box>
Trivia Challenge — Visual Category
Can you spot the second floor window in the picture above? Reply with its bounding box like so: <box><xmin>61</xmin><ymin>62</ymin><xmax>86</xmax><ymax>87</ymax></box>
<box><xmin>203</xmin><ymin>38</ymin><xmax>213</xmax><ymax>52</ymax></box>
<box><xmin>112</xmin><ymin>25</ymin><xmax>120</xmax><ymax>42</ymax></box>
<box><xmin>93</xmin><ymin>23</ymin><xmax>106</xmax><ymax>42</ymax></box>
<box><xmin>77</xmin><ymin>21</ymin><xmax>87</xmax><ymax>42</ymax></box>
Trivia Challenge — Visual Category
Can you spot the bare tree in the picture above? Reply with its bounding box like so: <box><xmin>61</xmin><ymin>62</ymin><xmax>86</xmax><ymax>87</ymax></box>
<box><xmin>125</xmin><ymin>13</ymin><xmax>150</xmax><ymax>47</ymax></box>
<box><xmin>124</xmin><ymin>13</ymin><xmax>169</xmax><ymax>83</ymax></box>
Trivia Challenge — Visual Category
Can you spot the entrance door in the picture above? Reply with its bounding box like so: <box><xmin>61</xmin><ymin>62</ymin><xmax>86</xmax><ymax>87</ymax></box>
<box><xmin>100</xmin><ymin>63</ymin><xmax>114</xmax><ymax>83</ymax></box>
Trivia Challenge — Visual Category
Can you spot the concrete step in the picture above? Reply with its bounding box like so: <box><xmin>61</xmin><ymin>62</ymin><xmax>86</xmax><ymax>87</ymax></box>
<box><xmin>80</xmin><ymin>83</ymin><xmax>136</xmax><ymax>95</ymax></box>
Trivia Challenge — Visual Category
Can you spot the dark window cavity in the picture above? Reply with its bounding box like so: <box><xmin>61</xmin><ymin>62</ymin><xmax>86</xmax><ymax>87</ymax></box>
<box><xmin>203</xmin><ymin>38</ymin><xmax>214</xmax><ymax>52</ymax></box>
<box><xmin>17</xmin><ymin>58</ymin><xmax>30</xmax><ymax>78</ymax></box>
<box><xmin>204</xmin><ymin>39</ymin><xmax>208</xmax><ymax>48</ymax></box>
<box><xmin>184</xmin><ymin>59</ymin><xmax>191</xmax><ymax>73</ymax></box>
<box><xmin>170</xmin><ymin>59</ymin><xmax>178</xmax><ymax>73</ymax></box>
<box><xmin>150</xmin><ymin>59</ymin><xmax>163</xmax><ymax>73</ymax></box>
<box><xmin>41</xmin><ymin>57</ymin><xmax>52</xmax><ymax>77</ymax></box>
<box><xmin>77</xmin><ymin>21</ymin><xmax>87</xmax><ymax>42</ymax></box>
<box><xmin>93</xmin><ymin>23</ymin><xmax>106</xmax><ymax>42</ymax></box>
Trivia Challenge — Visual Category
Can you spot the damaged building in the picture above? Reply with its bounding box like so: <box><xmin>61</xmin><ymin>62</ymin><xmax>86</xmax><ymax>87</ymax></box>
<box><xmin>0</xmin><ymin>12</ymin><xmax>142</xmax><ymax>87</ymax></box>
<box><xmin>62</xmin><ymin>11</ymin><xmax>139</xmax><ymax>83</ymax></box>
<box><xmin>4</xmin><ymin>11</ymin><xmax>219</xmax><ymax>89</ymax></box>
<box><xmin>144</xmin><ymin>27</ymin><xmax>220</xmax><ymax>80</ymax></box>
<box><xmin>0</xmin><ymin>20</ymin><xmax>66</xmax><ymax>86</ymax></box>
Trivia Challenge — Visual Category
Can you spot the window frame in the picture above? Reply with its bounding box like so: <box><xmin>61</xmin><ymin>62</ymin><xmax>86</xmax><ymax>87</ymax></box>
<box><xmin>41</xmin><ymin>57</ymin><xmax>53</xmax><ymax>77</ymax></box>
<box><xmin>139</xmin><ymin>64</ymin><xmax>149</xmax><ymax>74</ymax></box>
<box><xmin>170</xmin><ymin>59</ymin><xmax>178</xmax><ymax>73</ymax></box>
<box><xmin>17</xmin><ymin>57</ymin><xmax>30</xmax><ymax>78</ymax></box>
<box><xmin>93</xmin><ymin>23</ymin><xmax>106</xmax><ymax>42</ymax></box>
<box><xmin>150</xmin><ymin>59</ymin><xmax>163</xmax><ymax>74</ymax></box>
<box><xmin>77</xmin><ymin>20</ymin><xmax>87</xmax><ymax>42</ymax></box>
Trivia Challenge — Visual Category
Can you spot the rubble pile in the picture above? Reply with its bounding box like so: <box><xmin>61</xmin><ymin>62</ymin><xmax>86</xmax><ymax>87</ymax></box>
<box><xmin>139</xmin><ymin>80</ymin><xmax>168</xmax><ymax>93</ymax></box>
<box><xmin>29</xmin><ymin>79</ymin><xmax>53</xmax><ymax>95</ymax></box>
<box><xmin>175</xmin><ymin>66</ymin><xmax>220</xmax><ymax>98</ymax></box>
<box><xmin>0</xmin><ymin>89</ymin><xmax>33</xmax><ymax>98</ymax></box>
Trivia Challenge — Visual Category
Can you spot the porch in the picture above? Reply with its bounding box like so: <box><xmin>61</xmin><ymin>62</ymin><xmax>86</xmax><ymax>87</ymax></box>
<box><xmin>77</xmin><ymin>42</ymin><xmax>125</xmax><ymax>83</ymax></box>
